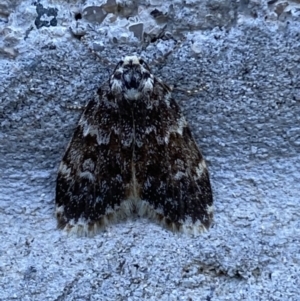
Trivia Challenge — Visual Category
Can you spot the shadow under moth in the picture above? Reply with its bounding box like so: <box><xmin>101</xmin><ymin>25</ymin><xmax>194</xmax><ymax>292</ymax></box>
<box><xmin>55</xmin><ymin>56</ymin><xmax>213</xmax><ymax>236</ymax></box>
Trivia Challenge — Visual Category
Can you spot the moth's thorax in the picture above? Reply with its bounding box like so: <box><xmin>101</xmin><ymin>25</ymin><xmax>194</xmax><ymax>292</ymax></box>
<box><xmin>109</xmin><ymin>55</ymin><xmax>154</xmax><ymax>100</ymax></box>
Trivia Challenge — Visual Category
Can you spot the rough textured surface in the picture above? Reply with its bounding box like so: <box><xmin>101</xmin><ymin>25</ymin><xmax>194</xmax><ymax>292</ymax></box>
<box><xmin>1</xmin><ymin>0</ymin><xmax>300</xmax><ymax>300</ymax></box>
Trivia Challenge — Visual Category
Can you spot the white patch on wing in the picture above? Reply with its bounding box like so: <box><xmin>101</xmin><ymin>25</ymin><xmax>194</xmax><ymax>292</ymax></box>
<box><xmin>82</xmin><ymin>158</ymin><xmax>95</xmax><ymax>171</ymax></box>
<box><xmin>206</xmin><ymin>204</ymin><xmax>214</xmax><ymax>215</ymax></box>
<box><xmin>163</xmin><ymin>92</ymin><xmax>171</xmax><ymax>106</ymax></box>
<box><xmin>174</xmin><ymin>171</ymin><xmax>186</xmax><ymax>180</ymax></box>
<box><xmin>80</xmin><ymin>119</ymin><xmax>111</xmax><ymax>145</ymax></box>
<box><xmin>176</xmin><ymin>116</ymin><xmax>188</xmax><ymax>135</ymax></box>
<box><xmin>59</xmin><ymin>162</ymin><xmax>71</xmax><ymax>177</ymax></box>
<box><xmin>194</xmin><ymin>160</ymin><xmax>207</xmax><ymax>180</ymax></box>
<box><xmin>55</xmin><ymin>205</ymin><xmax>64</xmax><ymax>215</ymax></box>
<box><xmin>142</xmin><ymin>76</ymin><xmax>154</xmax><ymax>93</ymax></box>
<box><xmin>110</xmin><ymin>77</ymin><xmax>123</xmax><ymax>94</ymax></box>
<box><xmin>180</xmin><ymin>218</ymin><xmax>208</xmax><ymax>235</ymax></box>
<box><xmin>145</xmin><ymin>125</ymin><xmax>156</xmax><ymax>134</ymax></box>
<box><xmin>164</xmin><ymin>115</ymin><xmax>187</xmax><ymax>144</ymax></box>
<box><xmin>79</xmin><ymin>171</ymin><xmax>95</xmax><ymax>182</ymax></box>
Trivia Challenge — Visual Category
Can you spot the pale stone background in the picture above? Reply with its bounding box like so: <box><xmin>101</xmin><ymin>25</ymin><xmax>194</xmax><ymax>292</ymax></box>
<box><xmin>1</xmin><ymin>0</ymin><xmax>300</xmax><ymax>300</ymax></box>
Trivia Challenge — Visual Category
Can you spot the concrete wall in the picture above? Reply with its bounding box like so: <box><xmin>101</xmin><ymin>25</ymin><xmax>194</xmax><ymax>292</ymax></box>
<box><xmin>1</xmin><ymin>0</ymin><xmax>300</xmax><ymax>300</ymax></box>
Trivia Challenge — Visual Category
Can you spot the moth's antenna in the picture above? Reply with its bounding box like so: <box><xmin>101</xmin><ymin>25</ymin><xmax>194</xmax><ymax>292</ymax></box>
<box><xmin>61</xmin><ymin>103</ymin><xmax>85</xmax><ymax>111</ymax></box>
<box><xmin>172</xmin><ymin>84</ymin><xmax>209</xmax><ymax>95</ymax></box>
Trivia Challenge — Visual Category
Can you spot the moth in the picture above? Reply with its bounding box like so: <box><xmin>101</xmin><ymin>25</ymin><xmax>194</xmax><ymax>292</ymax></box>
<box><xmin>55</xmin><ymin>56</ymin><xmax>213</xmax><ymax>236</ymax></box>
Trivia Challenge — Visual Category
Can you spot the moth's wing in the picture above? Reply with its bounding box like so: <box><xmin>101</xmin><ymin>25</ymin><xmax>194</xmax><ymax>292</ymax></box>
<box><xmin>55</xmin><ymin>93</ymin><xmax>132</xmax><ymax>236</ymax></box>
<box><xmin>136</xmin><ymin>94</ymin><xmax>213</xmax><ymax>234</ymax></box>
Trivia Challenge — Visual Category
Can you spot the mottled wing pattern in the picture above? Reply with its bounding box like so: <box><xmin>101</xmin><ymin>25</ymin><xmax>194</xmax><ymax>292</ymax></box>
<box><xmin>56</xmin><ymin>87</ymin><xmax>133</xmax><ymax>235</ymax></box>
<box><xmin>56</xmin><ymin>56</ymin><xmax>213</xmax><ymax>236</ymax></box>
<box><xmin>134</xmin><ymin>79</ymin><xmax>213</xmax><ymax>234</ymax></box>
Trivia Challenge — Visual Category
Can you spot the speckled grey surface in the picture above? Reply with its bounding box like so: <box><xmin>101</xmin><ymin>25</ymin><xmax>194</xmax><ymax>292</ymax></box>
<box><xmin>1</xmin><ymin>0</ymin><xmax>300</xmax><ymax>300</ymax></box>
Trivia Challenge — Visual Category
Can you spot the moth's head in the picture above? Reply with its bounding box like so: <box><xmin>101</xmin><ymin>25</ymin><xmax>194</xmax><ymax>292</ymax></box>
<box><xmin>109</xmin><ymin>56</ymin><xmax>154</xmax><ymax>100</ymax></box>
